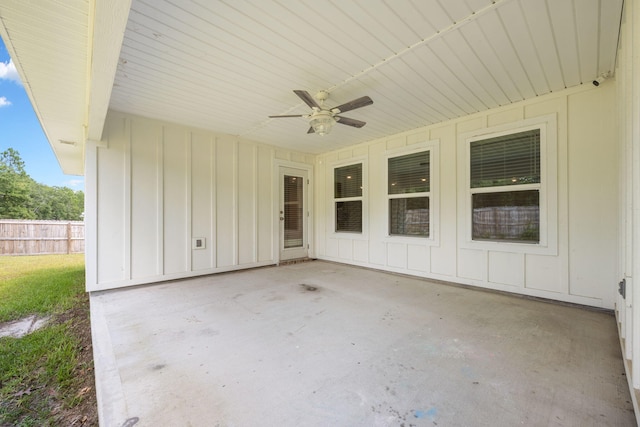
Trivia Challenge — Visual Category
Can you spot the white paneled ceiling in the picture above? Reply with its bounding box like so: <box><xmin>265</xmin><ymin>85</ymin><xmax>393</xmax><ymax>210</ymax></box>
<box><xmin>0</xmin><ymin>0</ymin><xmax>626</xmax><ymax>173</ymax></box>
<box><xmin>110</xmin><ymin>0</ymin><xmax>623</xmax><ymax>154</ymax></box>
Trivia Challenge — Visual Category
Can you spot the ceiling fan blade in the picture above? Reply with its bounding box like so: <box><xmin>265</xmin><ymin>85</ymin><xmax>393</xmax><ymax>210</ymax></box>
<box><xmin>331</xmin><ymin>96</ymin><xmax>373</xmax><ymax>114</ymax></box>
<box><xmin>293</xmin><ymin>90</ymin><xmax>321</xmax><ymax>109</ymax></box>
<box><xmin>336</xmin><ymin>116</ymin><xmax>366</xmax><ymax>128</ymax></box>
<box><xmin>268</xmin><ymin>114</ymin><xmax>304</xmax><ymax>118</ymax></box>
<box><xmin>307</xmin><ymin>127</ymin><xmax>315</xmax><ymax>134</ymax></box>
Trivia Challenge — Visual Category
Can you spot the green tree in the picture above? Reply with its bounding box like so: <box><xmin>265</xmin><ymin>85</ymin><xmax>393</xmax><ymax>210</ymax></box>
<box><xmin>29</xmin><ymin>182</ymin><xmax>54</xmax><ymax>219</ymax></box>
<box><xmin>0</xmin><ymin>149</ymin><xmax>84</xmax><ymax>220</ymax></box>
<box><xmin>45</xmin><ymin>186</ymin><xmax>84</xmax><ymax>221</ymax></box>
<box><xmin>0</xmin><ymin>158</ymin><xmax>34</xmax><ymax>219</ymax></box>
<box><xmin>0</xmin><ymin>147</ymin><xmax>26</xmax><ymax>174</ymax></box>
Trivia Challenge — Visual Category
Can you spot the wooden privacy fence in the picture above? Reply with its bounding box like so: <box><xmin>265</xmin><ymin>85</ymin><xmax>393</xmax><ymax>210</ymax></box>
<box><xmin>0</xmin><ymin>220</ymin><xmax>85</xmax><ymax>255</ymax></box>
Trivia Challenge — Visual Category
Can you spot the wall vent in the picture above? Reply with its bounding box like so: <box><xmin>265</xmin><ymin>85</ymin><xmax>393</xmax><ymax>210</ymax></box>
<box><xmin>192</xmin><ymin>237</ymin><xmax>206</xmax><ymax>250</ymax></box>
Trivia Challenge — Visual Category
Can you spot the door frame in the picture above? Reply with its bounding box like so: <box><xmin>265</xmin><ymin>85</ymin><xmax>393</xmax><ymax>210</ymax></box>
<box><xmin>274</xmin><ymin>160</ymin><xmax>314</xmax><ymax>263</ymax></box>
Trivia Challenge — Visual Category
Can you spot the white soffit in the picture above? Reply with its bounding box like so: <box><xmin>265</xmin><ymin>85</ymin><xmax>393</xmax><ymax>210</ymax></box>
<box><xmin>109</xmin><ymin>0</ymin><xmax>624</xmax><ymax>154</ymax></box>
<box><xmin>0</xmin><ymin>0</ymin><xmax>89</xmax><ymax>175</ymax></box>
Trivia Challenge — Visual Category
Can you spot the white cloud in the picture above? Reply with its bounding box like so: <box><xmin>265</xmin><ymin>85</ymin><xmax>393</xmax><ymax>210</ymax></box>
<box><xmin>0</xmin><ymin>96</ymin><xmax>11</xmax><ymax>107</ymax></box>
<box><xmin>0</xmin><ymin>59</ymin><xmax>20</xmax><ymax>84</ymax></box>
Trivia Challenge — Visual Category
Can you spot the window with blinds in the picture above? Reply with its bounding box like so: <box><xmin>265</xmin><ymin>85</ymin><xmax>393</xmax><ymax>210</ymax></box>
<box><xmin>334</xmin><ymin>163</ymin><xmax>362</xmax><ymax>233</ymax></box>
<box><xmin>470</xmin><ymin>129</ymin><xmax>540</xmax><ymax>188</ymax></box>
<box><xmin>388</xmin><ymin>151</ymin><xmax>430</xmax><ymax>237</ymax></box>
<box><xmin>469</xmin><ymin>128</ymin><xmax>541</xmax><ymax>243</ymax></box>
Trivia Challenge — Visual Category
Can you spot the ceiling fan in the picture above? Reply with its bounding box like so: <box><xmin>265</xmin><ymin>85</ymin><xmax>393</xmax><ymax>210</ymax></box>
<box><xmin>269</xmin><ymin>90</ymin><xmax>373</xmax><ymax>136</ymax></box>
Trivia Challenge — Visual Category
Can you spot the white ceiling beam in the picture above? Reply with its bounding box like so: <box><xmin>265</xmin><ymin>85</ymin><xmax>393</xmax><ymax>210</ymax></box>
<box><xmin>85</xmin><ymin>0</ymin><xmax>132</xmax><ymax>143</ymax></box>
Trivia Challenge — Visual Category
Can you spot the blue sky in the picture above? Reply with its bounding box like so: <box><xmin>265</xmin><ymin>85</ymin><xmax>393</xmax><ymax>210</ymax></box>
<box><xmin>0</xmin><ymin>38</ymin><xmax>84</xmax><ymax>190</ymax></box>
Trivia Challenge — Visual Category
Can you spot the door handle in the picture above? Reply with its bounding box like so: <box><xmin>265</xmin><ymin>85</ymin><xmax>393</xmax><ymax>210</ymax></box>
<box><xmin>280</xmin><ymin>217</ymin><xmax>285</xmax><ymax>221</ymax></box>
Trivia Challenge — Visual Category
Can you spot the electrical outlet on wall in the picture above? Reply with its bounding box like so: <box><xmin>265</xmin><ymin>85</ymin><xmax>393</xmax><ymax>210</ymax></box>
<box><xmin>192</xmin><ymin>237</ymin><xmax>206</xmax><ymax>250</ymax></box>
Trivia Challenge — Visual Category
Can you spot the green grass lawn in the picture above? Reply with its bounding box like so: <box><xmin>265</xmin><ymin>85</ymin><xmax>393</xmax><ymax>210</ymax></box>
<box><xmin>0</xmin><ymin>254</ymin><xmax>94</xmax><ymax>426</ymax></box>
<box><xmin>0</xmin><ymin>254</ymin><xmax>85</xmax><ymax>323</ymax></box>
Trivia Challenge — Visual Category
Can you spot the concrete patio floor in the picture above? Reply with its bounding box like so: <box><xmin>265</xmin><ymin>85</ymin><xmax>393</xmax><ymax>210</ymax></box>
<box><xmin>90</xmin><ymin>261</ymin><xmax>635</xmax><ymax>426</ymax></box>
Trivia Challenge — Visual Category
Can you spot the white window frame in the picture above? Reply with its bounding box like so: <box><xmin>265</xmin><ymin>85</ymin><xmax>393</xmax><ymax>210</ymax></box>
<box><xmin>459</xmin><ymin>114</ymin><xmax>558</xmax><ymax>255</ymax></box>
<box><xmin>331</xmin><ymin>159</ymin><xmax>367</xmax><ymax>237</ymax></box>
<box><xmin>384</xmin><ymin>140</ymin><xmax>439</xmax><ymax>245</ymax></box>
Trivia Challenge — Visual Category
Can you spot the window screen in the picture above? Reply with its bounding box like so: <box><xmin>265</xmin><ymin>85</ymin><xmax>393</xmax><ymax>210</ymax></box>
<box><xmin>389</xmin><ymin>197</ymin><xmax>429</xmax><ymax>236</ymax></box>
<box><xmin>470</xmin><ymin>129</ymin><xmax>540</xmax><ymax>188</ymax></box>
<box><xmin>472</xmin><ymin>190</ymin><xmax>539</xmax><ymax>242</ymax></box>
<box><xmin>336</xmin><ymin>201</ymin><xmax>362</xmax><ymax>233</ymax></box>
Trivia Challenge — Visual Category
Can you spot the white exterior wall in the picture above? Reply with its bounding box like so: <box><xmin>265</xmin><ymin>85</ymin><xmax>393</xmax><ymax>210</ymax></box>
<box><xmin>85</xmin><ymin>85</ymin><xmax>619</xmax><ymax>310</ymax></box>
<box><xmin>615</xmin><ymin>0</ymin><xmax>640</xmax><ymax>396</ymax></box>
<box><xmin>315</xmin><ymin>84</ymin><xmax>618</xmax><ymax>309</ymax></box>
<box><xmin>85</xmin><ymin>111</ymin><xmax>313</xmax><ymax>291</ymax></box>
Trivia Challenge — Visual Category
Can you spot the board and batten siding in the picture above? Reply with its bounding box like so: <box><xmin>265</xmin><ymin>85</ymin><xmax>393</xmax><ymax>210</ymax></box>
<box><xmin>315</xmin><ymin>83</ymin><xmax>618</xmax><ymax>309</ymax></box>
<box><xmin>85</xmin><ymin>86</ymin><xmax>618</xmax><ymax>309</ymax></box>
<box><xmin>614</xmin><ymin>0</ymin><xmax>640</xmax><ymax>397</ymax></box>
<box><xmin>85</xmin><ymin>111</ymin><xmax>313</xmax><ymax>291</ymax></box>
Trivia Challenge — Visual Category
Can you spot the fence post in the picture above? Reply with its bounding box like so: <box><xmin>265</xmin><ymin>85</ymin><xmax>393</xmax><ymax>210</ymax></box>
<box><xmin>67</xmin><ymin>222</ymin><xmax>72</xmax><ymax>254</ymax></box>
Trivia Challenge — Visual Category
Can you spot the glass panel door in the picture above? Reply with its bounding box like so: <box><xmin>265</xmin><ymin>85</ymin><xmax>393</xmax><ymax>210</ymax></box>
<box><xmin>279</xmin><ymin>167</ymin><xmax>308</xmax><ymax>261</ymax></box>
<box><xmin>284</xmin><ymin>175</ymin><xmax>303</xmax><ymax>248</ymax></box>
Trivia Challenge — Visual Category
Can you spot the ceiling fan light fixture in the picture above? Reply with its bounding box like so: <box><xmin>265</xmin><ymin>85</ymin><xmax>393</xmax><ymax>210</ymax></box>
<box><xmin>269</xmin><ymin>90</ymin><xmax>372</xmax><ymax>135</ymax></box>
<box><xmin>310</xmin><ymin>112</ymin><xmax>335</xmax><ymax>136</ymax></box>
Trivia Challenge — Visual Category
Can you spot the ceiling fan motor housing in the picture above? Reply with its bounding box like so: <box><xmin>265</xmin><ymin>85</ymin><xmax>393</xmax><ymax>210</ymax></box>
<box><xmin>315</xmin><ymin>90</ymin><xmax>330</xmax><ymax>103</ymax></box>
